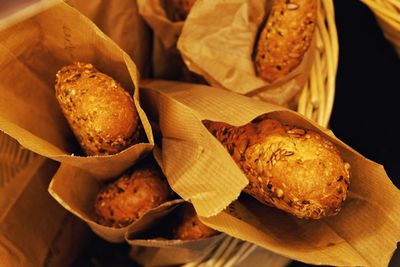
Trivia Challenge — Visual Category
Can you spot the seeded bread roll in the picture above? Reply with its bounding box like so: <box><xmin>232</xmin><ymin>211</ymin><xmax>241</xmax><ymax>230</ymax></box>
<box><xmin>55</xmin><ymin>62</ymin><xmax>141</xmax><ymax>156</ymax></box>
<box><xmin>164</xmin><ymin>0</ymin><xmax>196</xmax><ymax>22</ymax></box>
<box><xmin>203</xmin><ymin>116</ymin><xmax>350</xmax><ymax>219</ymax></box>
<box><xmin>255</xmin><ymin>0</ymin><xmax>317</xmax><ymax>82</ymax></box>
<box><xmin>173</xmin><ymin>204</ymin><xmax>219</xmax><ymax>240</ymax></box>
<box><xmin>94</xmin><ymin>161</ymin><xmax>172</xmax><ymax>228</ymax></box>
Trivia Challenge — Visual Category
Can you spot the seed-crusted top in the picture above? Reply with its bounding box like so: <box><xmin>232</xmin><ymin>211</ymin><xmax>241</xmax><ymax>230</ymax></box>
<box><xmin>203</xmin><ymin>116</ymin><xmax>350</xmax><ymax>219</ymax></box>
<box><xmin>255</xmin><ymin>0</ymin><xmax>317</xmax><ymax>82</ymax></box>
<box><xmin>55</xmin><ymin>62</ymin><xmax>141</xmax><ymax>156</ymax></box>
<box><xmin>94</xmin><ymin>162</ymin><xmax>172</xmax><ymax>228</ymax></box>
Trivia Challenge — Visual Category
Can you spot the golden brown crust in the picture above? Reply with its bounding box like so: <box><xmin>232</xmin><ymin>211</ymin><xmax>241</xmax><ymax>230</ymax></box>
<box><xmin>173</xmin><ymin>204</ymin><xmax>219</xmax><ymax>240</ymax></box>
<box><xmin>164</xmin><ymin>0</ymin><xmax>197</xmax><ymax>22</ymax></box>
<box><xmin>94</xmin><ymin>162</ymin><xmax>172</xmax><ymax>228</ymax></box>
<box><xmin>203</xmin><ymin>117</ymin><xmax>350</xmax><ymax>219</ymax></box>
<box><xmin>55</xmin><ymin>62</ymin><xmax>141</xmax><ymax>156</ymax></box>
<box><xmin>255</xmin><ymin>0</ymin><xmax>318</xmax><ymax>82</ymax></box>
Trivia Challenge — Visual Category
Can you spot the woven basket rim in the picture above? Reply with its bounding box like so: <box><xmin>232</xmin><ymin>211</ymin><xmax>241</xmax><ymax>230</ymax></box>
<box><xmin>361</xmin><ymin>0</ymin><xmax>400</xmax><ymax>56</ymax></box>
<box><xmin>296</xmin><ymin>0</ymin><xmax>339</xmax><ymax>128</ymax></box>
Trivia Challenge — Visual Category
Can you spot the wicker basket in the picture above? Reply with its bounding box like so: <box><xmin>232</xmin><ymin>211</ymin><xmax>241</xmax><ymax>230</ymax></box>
<box><xmin>297</xmin><ymin>0</ymin><xmax>339</xmax><ymax>128</ymax></box>
<box><xmin>180</xmin><ymin>236</ymin><xmax>290</xmax><ymax>267</ymax></box>
<box><xmin>361</xmin><ymin>0</ymin><xmax>400</xmax><ymax>57</ymax></box>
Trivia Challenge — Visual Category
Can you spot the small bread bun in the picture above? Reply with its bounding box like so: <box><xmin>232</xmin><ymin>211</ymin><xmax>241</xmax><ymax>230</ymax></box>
<box><xmin>173</xmin><ymin>203</ymin><xmax>219</xmax><ymax>240</ymax></box>
<box><xmin>203</xmin><ymin>116</ymin><xmax>350</xmax><ymax>219</ymax></box>
<box><xmin>255</xmin><ymin>0</ymin><xmax>318</xmax><ymax>82</ymax></box>
<box><xmin>94</xmin><ymin>161</ymin><xmax>172</xmax><ymax>228</ymax></box>
<box><xmin>55</xmin><ymin>62</ymin><xmax>141</xmax><ymax>156</ymax></box>
<box><xmin>164</xmin><ymin>0</ymin><xmax>197</xmax><ymax>22</ymax></box>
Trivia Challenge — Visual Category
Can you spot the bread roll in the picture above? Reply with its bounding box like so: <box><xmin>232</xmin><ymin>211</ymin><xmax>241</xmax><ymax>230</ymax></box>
<box><xmin>203</xmin><ymin>116</ymin><xmax>350</xmax><ymax>219</ymax></box>
<box><xmin>55</xmin><ymin>62</ymin><xmax>141</xmax><ymax>156</ymax></box>
<box><xmin>173</xmin><ymin>203</ymin><xmax>218</xmax><ymax>240</ymax></box>
<box><xmin>255</xmin><ymin>0</ymin><xmax>317</xmax><ymax>82</ymax></box>
<box><xmin>164</xmin><ymin>0</ymin><xmax>196</xmax><ymax>22</ymax></box>
<box><xmin>94</xmin><ymin>161</ymin><xmax>172</xmax><ymax>228</ymax></box>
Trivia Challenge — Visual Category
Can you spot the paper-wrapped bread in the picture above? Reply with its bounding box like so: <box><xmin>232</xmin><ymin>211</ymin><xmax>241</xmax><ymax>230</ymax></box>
<box><xmin>164</xmin><ymin>0</ymin><xmax>197</xmax><ymax>22</ymax></box>
<box><xmin>173</xmin><ymin>203</ymin><xmax>219</xmax><ymax>240</ymax></box>
<box><xmin>94</xmin><ymin>161</ymin><xmax>172</xmax><ymax>228</ymax></box>
<box><xmin>203</xmin><ymin>116</ymin><xmax>350</xmax><ymax>219</ymax></box>
<box><xmin>55</xmin><ymin>62</ymin><xmax>142</xmax><ymax>156</ymax></box>
<box><xmin>255</xmin><ymin>0</ymin><xmax>318</xmax><ymax>82</ymax></box>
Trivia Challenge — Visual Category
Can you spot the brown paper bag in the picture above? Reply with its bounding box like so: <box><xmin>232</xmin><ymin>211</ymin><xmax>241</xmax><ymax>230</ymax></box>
<box><xmin>65</xmin><ymin>0</ymin><xmax>152</xmax><ymax>78</ymax></box>
<box><xmin>136</xmin><ymin>0</ymin><xmax>205</xmax><ymax>82</ymax></box>
<box><xmin>128</xmin><ymin>234</ymin><xmax>225</xmax><ymax>266</ymax></box>
<box><xmin>137</xmin><ymin>0</ymin><xmax>184</xmax><ymax>50</ymax></box>
<box><xmin>0</xmin><ymin>1</ymin><xmax>154</xmax><ymax>180</ymax></box>
<box><xmin>136</xmin><ymin>0</ymin><xmax>184</xmax><ymax>80</ymax></box>
<box><xmin>48</xmin><ymin>160</ymin><xmax>183</xmax><ymax>243</ymax></box>
<box><xmin>139</xmin><ymin>80</ymin><xmax>400</xmax><ymax>267</ymax></box>
<box><xmin>126</xmin><ymin>201</ymin><xmax>224</xmax><ymax>266</ymax></box>
<box><xmin>0</xmin><ymin>134</ymin><xmax>89</xmax><ymax>267</ymax></box>
<box><xmin>177</xmin><ymin>0</ymin><xmax>315</xmax><ymax>106</ymax></box>
<box><xmin>0</xmin><ymin>0</ymin><xmax>60</xmax><ymax>32</ymax></box>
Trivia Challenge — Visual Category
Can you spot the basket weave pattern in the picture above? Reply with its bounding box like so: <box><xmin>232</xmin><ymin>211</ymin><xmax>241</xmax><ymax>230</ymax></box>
<box><xmin>297</xmin><ymin>0</ymin><xmax>338</xmax><ymax>128</ymax></box>
<box><xmin>361</xmin><ymin>0</ymin><xmax>400</xmax><ymax>56</ymax></box>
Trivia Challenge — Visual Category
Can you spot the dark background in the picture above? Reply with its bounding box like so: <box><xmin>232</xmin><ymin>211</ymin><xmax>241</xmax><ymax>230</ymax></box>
<box><xmin>289</xmin><ymin>0</ymin><xmax>400</xmax><ymax>267</ymax></box>
<box><xmin>71</xmin><ymin>1</ymin><xmax>400</xmax><ymax>266</ymax></box>
<box><xmin>330</xmin><ymin>0</ymin><xmax>399</xmax><ymax>187</ymax></box>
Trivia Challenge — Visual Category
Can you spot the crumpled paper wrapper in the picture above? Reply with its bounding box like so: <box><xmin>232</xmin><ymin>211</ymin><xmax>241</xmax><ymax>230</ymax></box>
<box><xmin>48</xmin><ymin>159</ymin><xmax>183</xmax><ymax>243</ymax></box>
<box><xmin>137</xmin><ymin>0</ymin><xmax>184</xmax><ymax>50</ymax></box>
<box><xmin>0</xmin><ymin>1</ymin><xmax>153</xmax><ymax>180</ymax></box>
<box><xmin>48</xmin><ymin>152</ymin><xmax>225</xmax><ymax>266</ymax></box>
<box><xmin>128</xmin><ymin>234</ymin><xmax>225</xmax><ymax>267</ymax></box>
<box><xmin>126</xmin><ymin>201</ymin><xmax>225</xmax><ymax>266</ymax></box>
<box><xmin>136</xmin><ymin>0</ymin><xmax>205</xmax><ymax>82</ymax></box>
<box><xmin>65</xmin><ymin>0</ymin><xmax>152</xmax><ymax>77</ymax></box>
<box><xmin>139</xmin><ymin>79</ymin><xmax>400</xmax><ymax>267</ymax></box>
<box><xmin>177</xmin><ymin>0</ymin><xmax>315</xmax><ymax>106</ymax></box>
